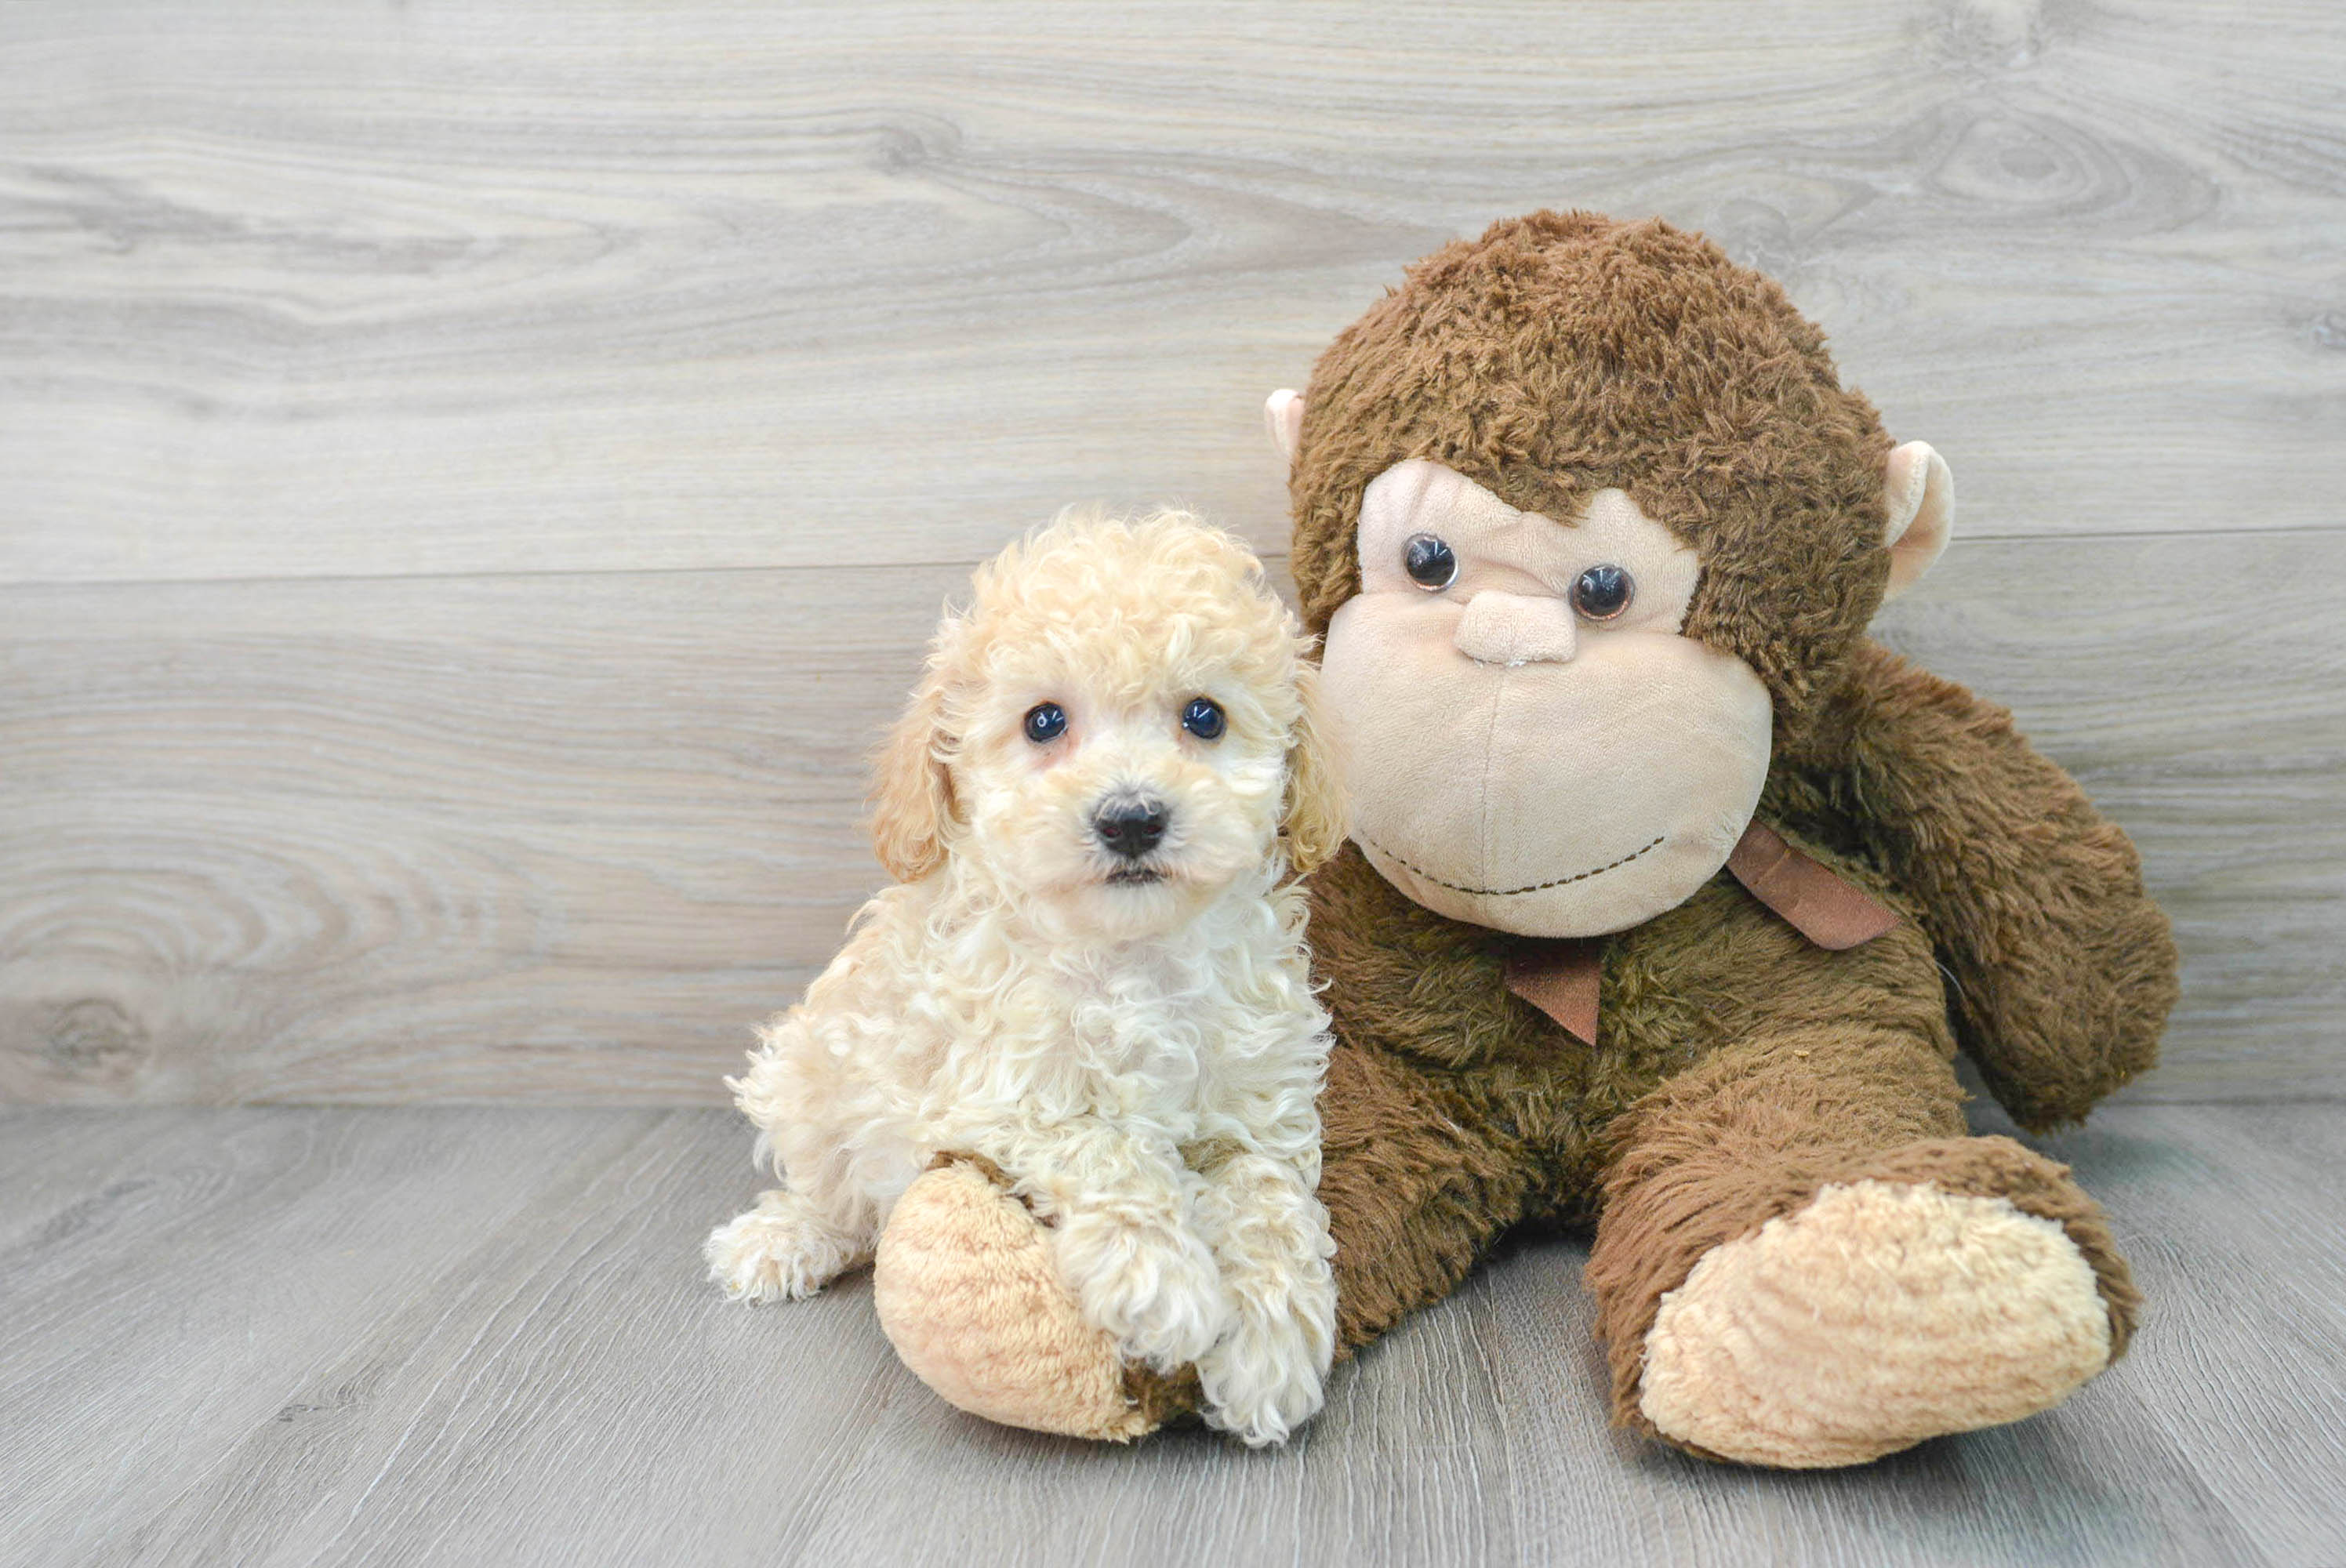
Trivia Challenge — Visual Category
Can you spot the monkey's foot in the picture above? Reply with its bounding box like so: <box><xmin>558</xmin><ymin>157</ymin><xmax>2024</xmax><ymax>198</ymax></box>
<box><xmin>873</xmin><ymin>1156</ymin><xmax>1197</xmax><ymax>1442</ymax></box>
<box><xmin>1638</xmin><ymin>1178</ymin><xmax>2116</xmax><ymax>1468</ymax></box>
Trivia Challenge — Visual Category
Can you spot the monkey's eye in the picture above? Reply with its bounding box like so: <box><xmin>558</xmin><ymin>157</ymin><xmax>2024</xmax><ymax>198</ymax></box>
<box><xmin>1403</xmin><ymin>533</ymin><xmax>1458</xmax><ymax>590</ymax></box>
<box><xmin>1023</xmin><ymin>702</ymin><xmax>1068</xmax><ymax>743</ymax></box>
<box><xmin>1180</xmin><ymin>697</ymin><xmax>1226</xmax><ymax>741</ymax></box>
<box><xmin>1571</xmin><ymin>564</ymin><xmax>1634</xmax><ymax>621</ymax></box>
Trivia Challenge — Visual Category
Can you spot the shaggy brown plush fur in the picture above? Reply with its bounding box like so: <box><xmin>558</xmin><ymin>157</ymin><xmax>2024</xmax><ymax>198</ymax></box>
<box><xmin>1152</xmin><ymin>212</ymin><xmax>2176</xmax><ymax>1448</ymax></box>
<box><xmin>1290</xmin><ymin>209</ymin><xmax>1895</xmax><ymax>730</ymax></box>
<box><xmin>1781</xmin><ymin>642</ymin><xmax>2180</xmax><ymax>1128</ymax></box>
<box><xmin>1585</xmin><ymin>1038</ymin><xmax>2140</xmax><ymax>1448</ymax></box>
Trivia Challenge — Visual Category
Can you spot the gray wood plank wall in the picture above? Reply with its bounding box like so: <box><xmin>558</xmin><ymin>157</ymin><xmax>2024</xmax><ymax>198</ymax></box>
<box><xmin>4</xmin><ymin>0</ymin><xmax>2341</xmax><ymax>1106</ymax></box>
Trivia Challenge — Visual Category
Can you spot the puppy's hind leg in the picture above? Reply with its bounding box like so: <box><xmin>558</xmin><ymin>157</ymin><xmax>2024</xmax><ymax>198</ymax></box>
<box><xmin>705</xmin><ymin>1188</ymin><xmax>873</xmax><ymax>1304</ymax></box>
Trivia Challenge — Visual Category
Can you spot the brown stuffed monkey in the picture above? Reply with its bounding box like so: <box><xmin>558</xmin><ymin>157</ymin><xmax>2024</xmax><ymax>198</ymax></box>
<box><xmin>870</xmin><ymin>211</ymin><xmax>2179</xmax><ymax>1468</ymax></box>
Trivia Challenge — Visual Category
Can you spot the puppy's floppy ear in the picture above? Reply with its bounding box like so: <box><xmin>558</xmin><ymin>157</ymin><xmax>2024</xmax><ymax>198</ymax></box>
<box><xmin>1279</xmin><ymin>661</ymin><xmax>1349</xmax><ymax>876</ymax></box>
<box><xmin>869</xmin><ymin>652</ymin><xmax>957</xmax><ymax>884</ymax></box>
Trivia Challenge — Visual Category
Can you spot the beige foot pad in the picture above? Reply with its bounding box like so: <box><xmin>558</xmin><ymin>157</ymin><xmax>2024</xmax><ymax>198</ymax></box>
<box><xmin>1640</xmin><ymin>1179</ymin><xmax>2115</xmax><ymax>1468</ymax></box>
<box><xmin>873</xmin><ymin>1160</ymin><xmax>1158</xmax><ymax>1442</ymax></box>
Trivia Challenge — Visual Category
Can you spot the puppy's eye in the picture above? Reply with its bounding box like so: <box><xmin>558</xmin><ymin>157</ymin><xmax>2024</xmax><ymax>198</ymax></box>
<box><xmin>1571</xmin><ymin>564</ymin><xmax>1634</xmax><ymax>621</ymax></box>
<box><xmin>1404</xmin><ymin>533</ymin><xmax>1458</xmax><ymax>591</ymax></box>
<box><xmin>1022</xmin><ymin>702</ymin><xmax>1067</xmax><ymax>743</ymax></box>
<box><xmin>1180</xmin><ymin>697</ymin><xmax>1226</xmax><ymax>741</ymax></box>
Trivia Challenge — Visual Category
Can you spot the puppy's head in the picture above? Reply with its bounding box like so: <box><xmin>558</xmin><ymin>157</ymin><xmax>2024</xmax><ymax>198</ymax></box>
<box><xmin>871</xmin><ymin>509</ymin><xmax>1344</xmax><ymax>939</ymax></box>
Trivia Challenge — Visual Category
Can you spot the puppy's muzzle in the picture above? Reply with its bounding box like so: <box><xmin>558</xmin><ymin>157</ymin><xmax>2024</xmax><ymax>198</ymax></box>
<box><xmin>1093</xmin><ymin>795</ymin><xmax>1171</xmax><ymax>862</ymax></box>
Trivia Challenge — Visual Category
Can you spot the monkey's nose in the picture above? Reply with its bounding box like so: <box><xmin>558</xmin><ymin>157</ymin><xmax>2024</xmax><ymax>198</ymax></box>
<box><xmin>1453</xmin><ymin>591</ymin><xmax>1578</xmax><ymax>666</ymax></box>
<box><xmin>1092</xmin><ymin>797</ymin><xmax>1171</xmax><ymax>859</ymax></box>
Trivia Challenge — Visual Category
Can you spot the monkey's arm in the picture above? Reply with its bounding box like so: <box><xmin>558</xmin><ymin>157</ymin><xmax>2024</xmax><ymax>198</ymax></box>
<box><xmin>1799</xmin><ymin>641</ymin><xmax>2179</xmax><ymax>1131</ymax></box>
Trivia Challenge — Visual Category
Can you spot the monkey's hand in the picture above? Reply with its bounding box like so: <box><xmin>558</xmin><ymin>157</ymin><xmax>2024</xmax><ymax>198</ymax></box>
<box><xmin>872</xmin><ymin>1155</ymin><xmax>1200</xmax><ymax>1442</ymax></box>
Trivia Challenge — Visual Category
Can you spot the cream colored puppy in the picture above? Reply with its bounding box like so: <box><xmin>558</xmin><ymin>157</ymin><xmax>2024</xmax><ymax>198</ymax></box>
<box><xmin>705</xmin><ymin>510</ymin><xmax>1346</xmax><ymax>1446</ymax></box>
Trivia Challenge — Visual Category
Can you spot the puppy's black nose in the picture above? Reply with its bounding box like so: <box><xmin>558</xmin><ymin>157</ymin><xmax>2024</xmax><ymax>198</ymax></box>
<box><xmin>1093</xmin><ymin>798</ymin><xmax>1170</xmax><ymax>860</ymax></box>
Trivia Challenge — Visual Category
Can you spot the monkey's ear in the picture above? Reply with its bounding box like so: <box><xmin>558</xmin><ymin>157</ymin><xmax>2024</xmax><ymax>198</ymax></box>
<box><xmin>1264</xmin><ymin>389</ymin><xmax>1305</xmax><ymax>464</ymax></box>
<box><xmin>1881</xmin><ymin>441</ymin><xmax>1954</xmax><ymax>601</ymax></box>
<box><xmin>869</xmin><ymin>657</ymin><xmax>956</xmax><ymax>883</ymax></box>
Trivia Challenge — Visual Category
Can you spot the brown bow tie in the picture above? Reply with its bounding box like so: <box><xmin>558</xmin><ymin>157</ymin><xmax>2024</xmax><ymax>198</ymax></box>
<box><xmin>1502</xmin><ymin>822</ymin><xmax>1898</xmax><ymax>1047</ymax></box>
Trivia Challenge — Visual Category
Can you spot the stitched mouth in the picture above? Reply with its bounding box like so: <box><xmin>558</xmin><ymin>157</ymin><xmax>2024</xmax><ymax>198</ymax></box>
<box><xmin>1358</xmin><ymin>832</ymin><xmax>1665</xmax><ymax>898</ymax></box>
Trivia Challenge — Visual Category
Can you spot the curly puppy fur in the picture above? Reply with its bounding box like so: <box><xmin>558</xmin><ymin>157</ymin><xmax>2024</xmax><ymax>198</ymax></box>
<box><xmin>705</xmin><ymin>510</ymin><xmax>1346</xmax><ymax>1446</ymax></box>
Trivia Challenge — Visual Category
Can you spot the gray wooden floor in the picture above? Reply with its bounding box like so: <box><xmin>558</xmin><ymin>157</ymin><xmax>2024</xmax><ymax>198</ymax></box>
<box><xmin>3</xmin><ymin>1098</ymin><xmax>2341</xmax><ymax>1568</ymax></box>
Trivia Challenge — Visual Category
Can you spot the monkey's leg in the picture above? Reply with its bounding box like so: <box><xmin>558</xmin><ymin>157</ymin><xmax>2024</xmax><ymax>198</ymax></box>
<box><xmin>1313</xmin><ymin>1035</ymin><xmax>1539</xmax><ymax>1355</ymax></box>
<box><xmin>1587</xmin><ymin>1025</ymin><xmax>2138</xmax><ymax>1469</ymax></box>
<box><xmin>872</xmin><ymin>1040</ymin><xmax>1535</xmax><ymax>1441</ymax></box>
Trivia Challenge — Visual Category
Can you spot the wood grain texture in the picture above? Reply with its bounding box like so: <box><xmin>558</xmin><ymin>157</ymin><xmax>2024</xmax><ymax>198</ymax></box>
<box><xmin>2</xmin><ymin>0</ymin><xmax>2341</xmax><ymax>1107</ymax></box>
<box><xmin>4</xmin><ymin>532</ymin><xmax>2339</xmax><ymax>1105</ymax></box>
<box><xmin>1</xmin><ymin>1102</ymin><xmax>2339</xmax><ymax>1567</ymax></box>
<box><xmin>2</xmin><ymin>0</ymin><xmax>2343</xmax><ymax>586</ymax></box>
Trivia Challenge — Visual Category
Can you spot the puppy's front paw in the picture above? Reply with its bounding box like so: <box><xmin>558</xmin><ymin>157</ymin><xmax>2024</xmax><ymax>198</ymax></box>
<box><xmin>1051</xmin><ymin>1208</ymin><xmax>1232</xmax><ymax>1370</ymax></box>
<box><xmin>1197</xmin><ymin>1265</ymin><xmax>1338</xmax><ymax>1446</ymax></box>
<box><xmin>704</xmin><ymin>1192</ymin><xmax>866</xmax><ymax>1303</ymax></box>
